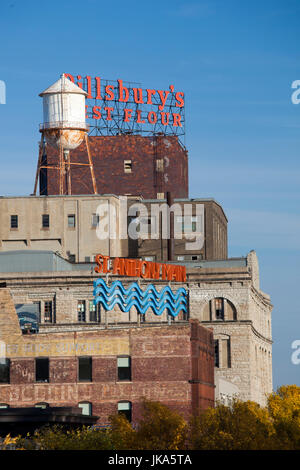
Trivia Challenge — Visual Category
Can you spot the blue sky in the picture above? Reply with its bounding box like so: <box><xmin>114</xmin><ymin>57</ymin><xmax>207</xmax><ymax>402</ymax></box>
<box><xmin>0</xmin><ymin>0</ymin><xmax>299</xmax><ymax>389</ymax></box>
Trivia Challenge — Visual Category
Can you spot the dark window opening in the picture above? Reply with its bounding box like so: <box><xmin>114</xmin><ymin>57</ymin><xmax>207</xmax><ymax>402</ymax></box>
<box><xmin>42</xmin><ymin>214</ymin><xmax>50</xmax><ymax>228</ymax></box>
<box><xmin>78</xmin><ymin>357</ymin><xmax>92</xmax><ymax>382</ymax></box>
<box><xmin>78</xmin><ymin>300</ymin><xmax>86</xmax><ymax>322</ymax></box>
<box><xmin>118</xmin><ymin>401</ymin><xmax>132</xmax><ymax>422</ymax></box>
<box><xmin>0</xmin><ymin>359</ymin><xmax>10</xmax><ymax>384</ymax></box>
<box><xmin>214</xmin><ymin>340</ymin><xmax>219</xmax><ymax>368</ymax></box>
<box><xmin>92</xmin><ymin>214</ymin><xmax>100</xmax><ymax>227</ymax></box>
<box><xmin>117</xmin><ymin>356</ymin><xmax>131</xmax><ymax>381</ymax></box>
<box><xmin>44</xmin><ymin>301</ymin><xmax>53</xmax><ymax>323</ymax></box>
<box><xmin>68</xmin><ymin>214</ymin><xmax>76</xmax><ymax>228</ymax></box>
<box><xmin>215</xmin><ymin>298</ymin><xmax>224</xmax><ymax>320</ymax></box>
<box><xmin>10</xmin><ymin>215</ymin><xmax>18</xmax><ymax>229</ymax></box>
<box><xmin>89</xmin><ymin>301</ymin><xmax>100</xmax><ymax>322</ymax></box>
<box><xmin>36</xmin><ymin>358</ymin><xmax>49</xmax><ymax>383</ymax></box>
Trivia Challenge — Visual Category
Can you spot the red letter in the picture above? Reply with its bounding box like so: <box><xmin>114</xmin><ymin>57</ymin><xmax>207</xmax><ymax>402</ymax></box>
<box><xmin>175</xmin><ymin>92</ymin><xmax>184</xmax><ymax>107</ymax></box>
<box><xmin>118</xmin><ymin>79</ymin><xmax>129</xmax><ymax>102</ymax></box>
<box><xmin>95</xmin><ymin>77</ymin><xmax>102</xmax><ymax>100</ymax></box>
<box><xmin>124</xmin><ymin>108</ymin><xmax>133</xmax><ymax>122</ymax></box>
<box><xmin>113</xmin><ymin>258</ymin><xmax>125</xmax><ymax>275</ymax></box>
<box><xmin>148</xmin><ymin>111</ymin><xmax>157</xmax><ymax>124</ymax></box>
<box><xmin>172</xmin><ymin>113</ymin><xmax>182</xmax><ymax>127</ymax></box>
<box><xmin>92</xmin><ymin>106</ymin><xmax>101</xmax><ymax>120</ymax></box>
<box><xmin>161</xmin><ymin>112</ymin><xmax>170</xmax><ymax>126</ymax></box>
<box><xmin>104</xmin><ymin>107</ymin><xmax>114</xmax><ymax>121</ymax></box>
<box><xmin>76</xmin><ymin>75</ymin><xmax>83</xmax><ymax>89</ymax></box>
<box><xmin>64</xmin><ymin>73</ymin><xmax>74</xmax><ymax>83</ymax></box>
<box><xmin>105</xmin><ymin>85</ymin><xmax>114</xmax><ymax>101</ymax></box>
<box><xmin>85</xmin><ymin>105</ymin><xmax>89</xmax><ymax>119</ymax></box>
<box><xmin>133</xmin><ymin>88</ymin><xmax>144</xmax><ymax>104</ymax></box>
<box><xmin>157</xmin><ymin>90</ymin><xmax>170</xmax><ymax>111</ymax></box>
<box><xmin>136</xmin><ymin>110</ymin><xmax>145</xmax><ymax>124</ymax></box>
<box><xmin>86</xmin><ymin>75</ymin><xmax>92</xmax><ymax>99</ymax></box>
<box><xmin>146</xmin><ymin>89</ymin><xmax>156</xmax><ymax>104</ymax></box>
<box><xmin>94</xmin><ymin>254</ymin><xmax>103</xmax><ymax>273</ymax></box>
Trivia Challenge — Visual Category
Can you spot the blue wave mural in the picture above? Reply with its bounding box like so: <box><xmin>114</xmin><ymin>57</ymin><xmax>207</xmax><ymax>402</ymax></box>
<box><xmin>93</xmin><ymin>279</ymin><xmax>187</xmax><ymax>317</ymax></box>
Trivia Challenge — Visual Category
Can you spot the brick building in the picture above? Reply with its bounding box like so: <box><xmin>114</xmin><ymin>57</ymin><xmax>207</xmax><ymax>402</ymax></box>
<box><xmin>40</xmin><ymin>135</ymin><xmax>188</xmax><ymax>200</ymax></box>
<box><xmin>0</xmin><ymin>286</ymin><xmax>214</xmax><ymax>424</ymax></box>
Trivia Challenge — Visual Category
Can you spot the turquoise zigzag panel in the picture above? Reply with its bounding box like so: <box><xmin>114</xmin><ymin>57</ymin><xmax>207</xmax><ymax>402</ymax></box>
<box><xmin>93</xmin><ymin>279</ymin><xmax>187</xmax><ymax>317</ymax></box>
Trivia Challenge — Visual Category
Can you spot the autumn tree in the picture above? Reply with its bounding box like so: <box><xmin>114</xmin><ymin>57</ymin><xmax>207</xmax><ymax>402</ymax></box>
<box><xmin>108</xmin><ymin>399</ymin><xmax>188</xmax><ymax>450</ymax></box>
<box><xmin>268</xmin><ymin>385</ymin><xmax>300</xmax><ymax>450</ymax></box>
<box><xmin>189</xmin><ymin>400</ymin><xmax>275</xmax><ymax>450</ymax></box>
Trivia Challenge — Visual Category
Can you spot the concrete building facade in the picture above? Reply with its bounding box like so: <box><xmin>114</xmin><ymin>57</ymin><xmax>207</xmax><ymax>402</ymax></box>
<box><xmin>0</xmin><ymin>195</ymin><xmax>227</xmax><ymax>263</ymax></box>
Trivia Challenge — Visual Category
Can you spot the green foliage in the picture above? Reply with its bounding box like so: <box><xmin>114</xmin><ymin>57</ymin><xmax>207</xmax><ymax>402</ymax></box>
<box><xmin>13</xmin><ymin>386</ymin><xmax>300</xmax><ymax>450</ymax></box>
<box><xmin>17</xmin><ymin>425</ymin><xmax>114</xmax><ymax>450</ymax></box>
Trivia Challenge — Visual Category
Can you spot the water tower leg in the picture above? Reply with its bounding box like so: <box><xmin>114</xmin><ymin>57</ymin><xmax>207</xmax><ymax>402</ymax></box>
<box><xmin>59</xmin><ymin>131</ymin><xmax>64</xmax><ymax>195</ymax></box>
<box><xmin>33</xmin><ymin>134</ymin><xmax>44</xmax><ymax>195</ymax></box>
<box><xmin>66</xmin><ymin>150</ymin><xmax>72</xmax><ymax>195</ymax></box>
<box><xmin>85</xmin><ymin>134</ymin><xmax>98</xmax><ymax>194</ymax></box>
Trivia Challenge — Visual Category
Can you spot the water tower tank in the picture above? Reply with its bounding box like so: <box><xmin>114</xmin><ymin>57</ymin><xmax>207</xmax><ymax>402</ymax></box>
<box><xmin>39</xmin><ymin>74</ymin><xmax>88</xmax><ymax>150</ymax></box>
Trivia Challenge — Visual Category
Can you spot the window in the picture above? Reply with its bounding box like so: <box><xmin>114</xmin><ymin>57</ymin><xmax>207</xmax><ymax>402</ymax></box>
<box><xmin>78</xmin><ymin>300</ymin><xmax>86</xmax><ymax>322</ymax></box>
<box><xmin>85</xmin><ymin>256</ymin><xmax>90</xmax><ymax>262</ymax></box>
<box><xmin>35</xmin><ymin>403</ymin><xmax>49</xmax><ymax>409</ymax></box>
<box><xmin>177</xmin><ymin>215</ymin><xmax>198</xmax><ymax>233</ymax></box>
<box><xmin>10</xmin><ymin>215</ymin><xmax>18</xmax><ymax>229</ymax></box>
<box><xmin>118</xmin><ymin>401</ymin><xmax>132</xmax><ymax>422</ymax></box>
<box><xmin>0</xmin><ymin>359</ymin><xmax>10</xmax><ymax>384</ymax></box>
<box><xmin>68</xmin><ymin>254</ymin><xmax>76</xmax><ymax>263</ymax></box>
<box><xmin>215</xmin><ymin>298</ymin><xmax>224</xmax><ymax>320</ymax></box>
<box><xmin>92</xmin><ymin>214</ymin><xmax>100</xmax><ymax>227</ymax></box>
<box><xmin>36</xmin><ymin>358</ymin><xmax>49</xmax><ymax>382</ymax></box>
<box><xmin>89</xmin><ymin>301</ymin><xmax>100</xmax><ymax>322</ymax></box>
<box><xmin>214</xmin><ymin>338</ymin><xmax>231</xmax><ymax>368</ymax></box>
<box><xmin>78</xmin><ymin>402</ymin><xmax>92</xmax><ymax>416</ymax></box>
<box><xmin>214</xmin><ymin>340</ymin><xmax>219</xmax><ymax>368</ymax></box>
<box><xmin>44</xmin><ymin>301</ymin><xmax>53</xmax><ymax>323</ymax></box>
<box><xmin>124</xmin><ymin>160</ymin><xmax>132</xmax><ymax>173</ymax></box>
<box><xmin>157</xmin><ymin>192</ymin><xmax>164</xmax><ymax>199</ymax></box>
<box><xmin>118</xmin><ymin>356</ymin><xmax>131</xmax><ymax>381</ymax></box>
<box><xmin>177</xmin><ymin>255</ymin><xmax>185</xmax><ymax>261</ymax></box>
<box><xmin>78</xmin><ymin>357</ymin><xmax>92</xmax><ymax>382</ymax></box>
<box><xmin>33</xmin><ymin>301</ymin><xmax>41</xmax><ymax>323</ymax></box>
<box><xmin>156</xmin><ymin>159</ymin><xmax>164</xmax><ymax>172</ymax></box>
<box><xmin>68</xmin><ymin>214</ymin><xmax>76</xmax><ymax>228</ymax></box>
<box><xmin>42</xmin><ymin>214</ymin><xmax>49</xmax><ymax>228</ymax></box>
<box><xmin>144</xmin><ymin>256</ymin><xmax>154</xmax><ymax>262</ymax></box>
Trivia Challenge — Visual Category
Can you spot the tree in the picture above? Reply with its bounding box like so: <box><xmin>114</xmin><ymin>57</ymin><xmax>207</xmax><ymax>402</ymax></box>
<box><xmin>189</xmin><ymin>400</ymin><xmax>275</xmax><ymax>450</ymax></box>
<box><xmin>268</xmin><ymin>385</ymin><xmax>300</xmax><ymax>450</ymax></box>
<box><xmin>108</xmin><ymin>399</ymin><xmax>188</xmax><ymax>450</ymax></box>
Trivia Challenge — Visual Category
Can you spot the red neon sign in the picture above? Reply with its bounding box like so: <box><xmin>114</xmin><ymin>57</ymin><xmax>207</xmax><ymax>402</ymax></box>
<box><xmin>65</xmin><ymin>74</ymin><xmax>185</xmax><ymax>131</ymax></box>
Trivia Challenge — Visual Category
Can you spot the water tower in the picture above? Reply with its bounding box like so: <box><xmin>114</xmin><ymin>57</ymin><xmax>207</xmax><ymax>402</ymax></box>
<box><xmin>34</xmin><ymin>74</ymin><xmax>97</xmax><ymax>195</ymax></box>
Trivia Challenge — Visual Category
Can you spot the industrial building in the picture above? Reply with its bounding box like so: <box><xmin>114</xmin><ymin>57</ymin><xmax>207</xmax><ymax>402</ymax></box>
<box><xmin>0</xmin><ymin>74</ymin><xmax>273</xmax><ymax>430</ymax></box>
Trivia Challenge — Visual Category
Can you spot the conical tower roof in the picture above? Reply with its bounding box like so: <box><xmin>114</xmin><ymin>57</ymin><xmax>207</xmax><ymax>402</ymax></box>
<box><xmin>39</xmin><ymin>74</ymin><xmax>87</xmax><ymax>97</ymax></box>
